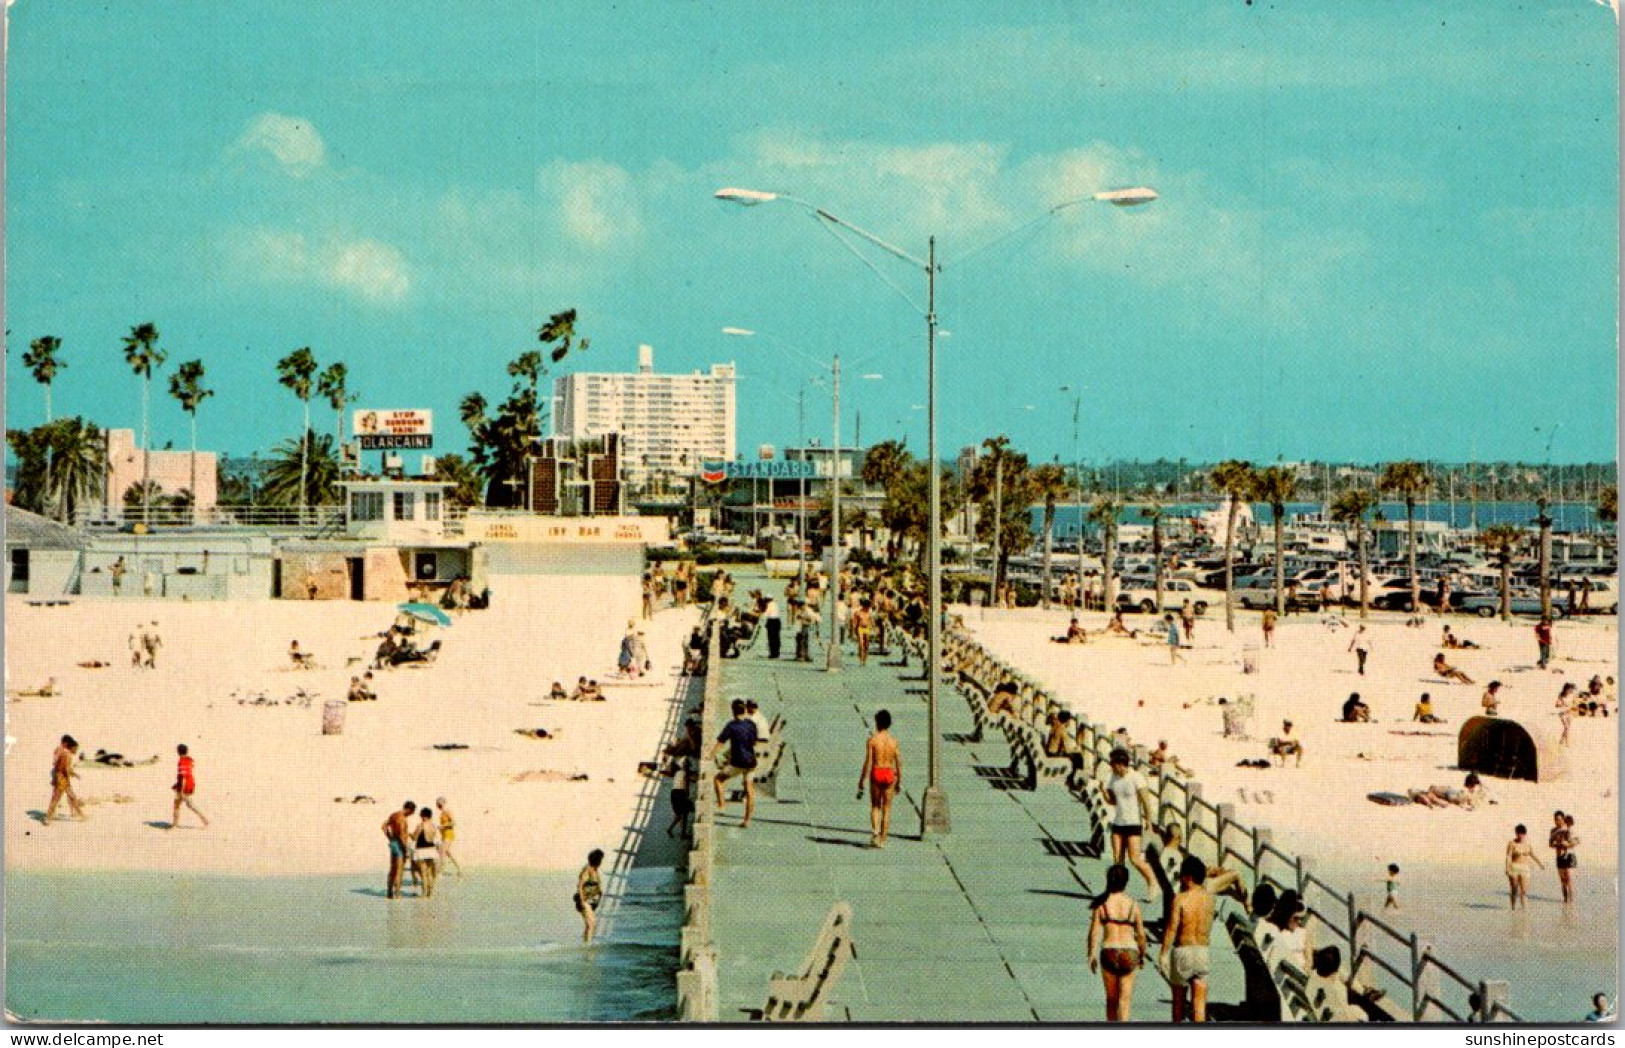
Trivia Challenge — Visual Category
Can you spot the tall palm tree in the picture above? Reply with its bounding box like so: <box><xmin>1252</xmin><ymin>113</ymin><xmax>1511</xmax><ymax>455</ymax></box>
<box><xmin>1329</xmin><ymin>488</ymin><xmax>1377</xmax><ymax>618</ymax></box>
<box><xmin>978</xmin><ymin>435</ymin><xmax>1014</xmax><ymax>596</ymax></box>
<box><xmin>23</xmin><ymin>336</ymin><xmax>66</xmax><ymax>518</ymax></box>
<box><xmin>121</xmin><ymin>323</ymin><xmax>167</xmax><ymax>525</ymax></box>
<box><xmin>276</xmin><ymin>347</ymin><xmax>320</xmax><ymax>519</ymax></box>
<box><xmin>1251</xmin><ymin>465</ymin><xmax>1297</xmax><ymax>615</ymax></box>
<box><xmin>1379</xmin><ymin>460</ymin><xmax>1431</xmax><ymax>612</ymax></box>
<box><xmin>167</xmin><ymin>360</ymin><xmax>213</xmax><ymax>522</ymax></box>
<box><xmin>1031</xmin><ymin>463</ymin><xmax>1069</xmax><ymax>609</ymax></box>
<box><xmin>1478</xmin><ymin>523</ymin><xmax>1523</xmax><ymax>623</ymax></box>
<box><xmin>1534</xmin><ymin>495</ymin><xmax>1554</xmax><ymax>619</ymax></box>
<box><xmin>23</xmin><ymin>336</ymin><xmax>65</xmax><ymax>423</ymax></box>
<box><xmin>316</xmin><ymin>363</ymin><xmax>354</xmax><ymax>473</ymax></box>
<box><xmin>1087</xmin><ymin>496</ymin><xmax>1123</xmax><ymax>613</ymax></box>
<box><xmin>1212</xmin><ymin>460</ymin><xmax>1256</xmax><ymax>632</ymax></box>
<box><xmin>1140</xmin><ymin>497</ymin><xmax>1167</xmax><ymax>614</ymax></box>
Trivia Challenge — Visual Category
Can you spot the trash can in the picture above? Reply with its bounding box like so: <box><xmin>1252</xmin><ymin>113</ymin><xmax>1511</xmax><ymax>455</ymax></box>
<box><xmin>322</xmin><ymin>700</ymin><xmax>347</xmax><ymax>736</ymax></box>
<box><xmin>1242</xmin><ymin>645</ymin><xmax>1260</xmax><ymax>674</ymax></box>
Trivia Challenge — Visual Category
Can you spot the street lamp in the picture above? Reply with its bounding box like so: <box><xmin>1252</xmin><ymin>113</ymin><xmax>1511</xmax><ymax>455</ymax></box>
<box><xmin>716</xmin><ymin>183</ymin><xmax>1157</xmax><ymax>835</ymax></box>
<box><xmin>724</xmin><ymin>327</ymin><xmax>845</xmax><ymax>671</ymax></box>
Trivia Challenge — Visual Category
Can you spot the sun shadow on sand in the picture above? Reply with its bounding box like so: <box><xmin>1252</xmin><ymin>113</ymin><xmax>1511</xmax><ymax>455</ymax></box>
<box><xmin>142</xmin><ymin>820</ymin><xmax>173</xmax><ymax>831</ymax></box>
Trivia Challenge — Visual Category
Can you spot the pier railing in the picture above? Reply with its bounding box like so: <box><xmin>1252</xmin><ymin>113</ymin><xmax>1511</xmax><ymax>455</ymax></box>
<box><xmin>946</xmin><ymin>628</ymin><xmax>1522</xmax><ymax>1024</ymax></box>
<box><xmin>676</xmin><ymin>616</ymin><xmax>720</xmax><ymax>1021</ymax></box>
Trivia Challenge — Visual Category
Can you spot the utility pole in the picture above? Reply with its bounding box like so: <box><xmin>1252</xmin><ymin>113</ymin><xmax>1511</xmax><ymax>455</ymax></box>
<box><xmin>826</xmin><ymin>354</ymin><xmax>843</xmax><ymax>672</ymax></box>
<box><xmin>798</xmin><ymin>386</ymin><xmax>807</xmax><ymax>582</ymax></box>
<box><xmin>991</xmin><ymin>449</ymin><xmax>1004</xmax><ymax>600</ymax></box>
<box><xmin>921</xmin><ymin>237</ymin><xmax>949</xmax><ymax>836</ymax></box>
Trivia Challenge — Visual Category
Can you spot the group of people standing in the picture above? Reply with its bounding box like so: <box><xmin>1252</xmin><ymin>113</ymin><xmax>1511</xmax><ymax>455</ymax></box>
<box><xmin>380</xmin><ymin>798</ymin><xmax>461</xmax><ymax>900</ymax></box>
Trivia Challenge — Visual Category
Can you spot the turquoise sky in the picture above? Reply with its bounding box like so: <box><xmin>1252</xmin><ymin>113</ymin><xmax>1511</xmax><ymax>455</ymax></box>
<box><xmin>5</xmin><ymin>2</ymin><xmax>1618</xmax><ymax>468</ymax></box>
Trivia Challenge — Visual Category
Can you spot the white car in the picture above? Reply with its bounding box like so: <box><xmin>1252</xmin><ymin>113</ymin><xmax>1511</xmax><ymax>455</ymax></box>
<box><xmin>1114</xmin><ymin>577</ymin><xmax>1221</xmax><ymax>615</ymax></box>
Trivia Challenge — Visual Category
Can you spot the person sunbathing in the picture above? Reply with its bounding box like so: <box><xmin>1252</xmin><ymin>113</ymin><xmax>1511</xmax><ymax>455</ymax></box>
<box><xmin>8</xmin><ymin>677</ymin><xmax>58</xmax><ymax>698</ymax></box>
<box><xmin>1104</xmin><ymin>611</ymin><xmax>1138</xmax><ymax>638</ymax></box>
<box><xmin>1267</xmin><ymin>720</ymin><xmax>1304</xmax><ymax>767</ymax></box>
<box><xmin>1156</xmin><ymin>824</ymin><xmax>1247</xmax><ymax>903</ymax></box>
<box><xmin>1412</xmin><ymin>693</ymin><xmax>1443</xmax><ymax>724</ymax></box>
<box><xmin>1051</xmin><ymin>618</ymin><xmax>1088</xmax><ymax>644</ymax></box>
<box><xmin>1433</xmin><ymin>653</ymin><xmax>1474</xmax><ymax>685</ymax></box>
<box><xmin>289</xmin><ymin>640</ymin><xmax>314</xmax><ymax>669</ymax></box>
<box><xmin>987</xmin><ymin>682</ymin><xmax>1018</xmax><ymax>717</ymax></box>
<box><xmin>549</xmin><ymin>681</ymin><xmax>569</xmax><ymax>701</ymax></box>
<box><xmin>1340</xmin><ymin>693</ymin><xmax>1371</xmax><ymax>723</ymax></box>
<box><xmin>1441</xmin><ymin>626</ymin><xmax>1481</xmax><ymax>650</ymax></box>
<box><xmin>579</xmin><ymin>679</ymin><xmax>605</xmax><ymax>701</ymax></box>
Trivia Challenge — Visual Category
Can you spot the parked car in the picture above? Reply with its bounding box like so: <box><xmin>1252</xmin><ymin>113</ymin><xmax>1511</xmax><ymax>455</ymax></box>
<box><xmin>1458</xmin><ymin>591</ymin><xmax>1566</xmax><ymax>619</ymax></box>
<box><xmin>1236</xmin><ymin>580</ymin><xmax>1323</xmax><ymax>612</ymax></box>
<box><xmin>1115</xmin><ymin>578</ymin><xmax>1221</xmax><ymax>615</ymax></box>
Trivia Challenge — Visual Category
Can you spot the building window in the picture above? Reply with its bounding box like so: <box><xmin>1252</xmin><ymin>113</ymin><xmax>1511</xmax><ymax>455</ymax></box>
<box><xmin>425</xmin><ymin>492</ymin><xmax>442</xmax><ymax>521</ymax></box>
<box><xmin>352</xmin><ymin>491</ymin><xmax>384</xmax><ymax>522</ymax></box>
<box><xmin>393</xmin><ymin>492</ymin><xmax>413</xmax><ymax>520</ymax></box>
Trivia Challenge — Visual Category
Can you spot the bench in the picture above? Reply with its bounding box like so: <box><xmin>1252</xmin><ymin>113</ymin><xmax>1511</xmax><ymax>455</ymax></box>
<box><xmin>745</xmin><ymin>902</ymin><xmax>856</xmax><ymax>1022</ymax></box>
<box><xmin>753</xmin><ymin>731</ymin><xmax>790</xmax><ymax>798</ymax></box>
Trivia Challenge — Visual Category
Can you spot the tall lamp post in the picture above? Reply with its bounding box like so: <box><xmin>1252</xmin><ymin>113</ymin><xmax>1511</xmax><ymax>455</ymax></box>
<box><xmin>716</xmin><ymin>184</ymin><xmax>1157</xmax><ymax>835</ymax></box>
<box><xmin>1061</xmin><ymin>385</ymin><xmax>1085</xmax><ymax>608</ymax></box>
<box><xmin>724</xmin><ymin>327</ymin><xmax>844</xmax><ymax>670</ymax></box>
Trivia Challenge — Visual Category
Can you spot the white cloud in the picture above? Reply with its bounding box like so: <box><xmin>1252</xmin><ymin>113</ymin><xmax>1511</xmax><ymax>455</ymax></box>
<box><xmin>536</xmin><ymin>159</ymin><xmax>642</xmax><ymax>249</ymax></box>
<box><xmin>224</xmin><ymin>228</ymin><xmax>410</xmax><ymax>305</ymax></box>
<box><xmin>233</xmin><ymin>113</ymin><xmax>327</xmax><ymax>178</ymax></box>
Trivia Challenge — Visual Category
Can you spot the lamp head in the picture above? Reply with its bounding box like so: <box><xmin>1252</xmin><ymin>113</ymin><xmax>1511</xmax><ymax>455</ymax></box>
<box><xmin>1094</xmin><ymin>186</ymin><xmax>1159</xmax><ymax>207</ymax></box>
<box><xmin>715</xmin><ymin>187</ymin><xmax>779</xmax><ymax>206</ymax></box>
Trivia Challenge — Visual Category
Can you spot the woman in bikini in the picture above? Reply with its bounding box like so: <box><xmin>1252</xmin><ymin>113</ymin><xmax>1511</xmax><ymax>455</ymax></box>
<box><xmin>1434</xmin><ymin>653</ymin><xmax>1474</xmax><ymax>685</ymax></box>
<box><xmin>413</xmin><ymin>804</ymin><xmax>440</xmax><ymax>898</ymax></box>
<box><xmin>1087</xmin><ymin>863</ymin><xmax>1147</xmax><ymax>1021</ymax></box>
<box><xmin>1505</xmin><ymin>824</ymin><xmax>1542</xmax><ymax>910</ymax></box>
<box><xmin>575</xmin><ymin>848</ymin><xmax>605</xmax><ymax>943</ymax></box>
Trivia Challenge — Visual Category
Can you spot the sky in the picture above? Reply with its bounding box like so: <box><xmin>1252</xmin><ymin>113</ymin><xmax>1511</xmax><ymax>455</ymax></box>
<box><xmin>4</xmin><ymin>2</ymin><xmax>1618</xmax><ymax>470</ymax></box>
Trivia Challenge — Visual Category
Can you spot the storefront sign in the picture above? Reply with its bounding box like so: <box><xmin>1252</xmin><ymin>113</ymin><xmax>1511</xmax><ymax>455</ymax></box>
<box><xmin>463</xmin><ymin>514</ymin><xmax>670</xmax><ymax>545</ymax></box>
<box><xmin>702</xmin><ymin>459</ymin><xmax>816</xmax><ymax>481</ymax></box>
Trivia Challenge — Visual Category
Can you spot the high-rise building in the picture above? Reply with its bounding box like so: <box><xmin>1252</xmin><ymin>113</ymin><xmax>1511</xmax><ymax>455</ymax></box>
<box><xmin>553</xmin><ymin>344</ymin><xmax>736</xmax><ymax>488</ymax></box>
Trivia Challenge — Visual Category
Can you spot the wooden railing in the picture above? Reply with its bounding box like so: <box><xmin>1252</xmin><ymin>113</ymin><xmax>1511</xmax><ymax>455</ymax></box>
<box><xmin>676</xmin><ymin>614</ymin><xmax>721</xmax><ymax>1021</ymax></box>
<box><xmin>944</xmin><ymin>627</ymin><xmax>1522</xmax><ymax>1024</ymax></box>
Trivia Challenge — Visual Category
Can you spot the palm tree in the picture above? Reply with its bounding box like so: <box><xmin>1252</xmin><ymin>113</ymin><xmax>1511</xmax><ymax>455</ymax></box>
<box><xmin>1087</xmin><ymin>496</ymin><xmax>1123</xmax><ymax>613</ymax></box>
<box><xmin>275</xmin><ymin>347</ymin><xmax>320</xmax><ymax>519</ymax></box>
<box><xmin>1478</xmin><ymin>523</ymin><xmax>1523</xmax><ymax>623</ymax></box>
<box><xmin>23</xmin><ymin>336</ymin><xmax>66</xmax><ymax>518</ymax></box>
<box><xmin>1329</xmin><ymin>488</ymin><xmax>1377</xmax><ymax>618</ymax></box>
<box><xmin>168</xmin><ymin>360</ymin><xmax>213</xmax><ymax>522</ymax></box>
<box><xmin>1251</xmin><ymin>465</ymin><xmax>1297</xmax><ymax>615</ymax></box>
<box><xmin>47</xmin><ymin>418</ymin><xmax>105</xmax><ymax>523</ymax></box>
<box><xmin>1140</xmin><ymin>497</ymin><xmax>1167</xmax><ymax>615</ymax></box>
<box><xmin>1379</xmin><ymin>461</ymin><xmax>1432</xmax><ymax>612</ymax></box>
<box><xmin>316</xmin><ymin>363</ymin><xmax>354</xmax><ymax>473</ymax></box>
<box><xmin>260</xmin><ymin>431</ymin><xmax>341</xmax><ymax>508</ymax></box>
<box><xmin>976</xmin><ymin>435</ymin><xmax>1014</xmax><ymax>596</ymax></box>
<box><xmin>121</xmin><ymin>323</ymin><xmax>167</xmax><ymax>525</ymax></box>
<box><xmin>1212</xmin><ymin>460</ymin><xmax>1256</xmax><ymax>632</ymax></box>
<box><xmin>1534</xmin><ymin>495</ymin><xmax>1554</xmax><ymax>619</ymax></box>
<box><xmin>23</xmin><ymin>335</ymin><xmax>65</xmax><ymax>423</ymax></box>
<box><xmin>1032</xmin><ymin>463</ymin><xmax>1069</xmax><ymax>609</ymax></box>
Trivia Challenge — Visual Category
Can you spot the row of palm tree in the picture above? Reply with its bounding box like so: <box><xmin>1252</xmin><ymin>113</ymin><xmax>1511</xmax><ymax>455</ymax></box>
<box><xmin>16</xmin><ymin>327</ymin><xmax>360</xmax><ymax>522</ymax></box>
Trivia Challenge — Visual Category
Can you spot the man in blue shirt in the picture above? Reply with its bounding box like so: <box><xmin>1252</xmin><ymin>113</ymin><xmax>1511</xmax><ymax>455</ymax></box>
<box><xmin>713</xmin><ymin>698</ymin><xmax>759</xmax><ymax>828</ymax></box>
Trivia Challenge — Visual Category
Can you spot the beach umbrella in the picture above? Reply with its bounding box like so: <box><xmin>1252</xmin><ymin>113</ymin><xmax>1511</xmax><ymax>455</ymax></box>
<box><xmin>397</xmin><ymin>602</ymin><xmax>452</xmax><ymax>627</ymax></box>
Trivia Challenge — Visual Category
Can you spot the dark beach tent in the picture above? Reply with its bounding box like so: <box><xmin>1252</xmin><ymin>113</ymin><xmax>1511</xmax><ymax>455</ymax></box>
<box><xmin>1457</xmin><ymin>716</ymin><xmax>1568</xmax><ymax>783</ymax></box>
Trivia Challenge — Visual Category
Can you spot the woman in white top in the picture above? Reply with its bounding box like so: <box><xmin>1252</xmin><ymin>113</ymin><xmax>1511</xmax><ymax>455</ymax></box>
<box><xmin>1099</xmin><ymin>749</ymin><xmax>1159</xmax><ymax>900</ymax></box>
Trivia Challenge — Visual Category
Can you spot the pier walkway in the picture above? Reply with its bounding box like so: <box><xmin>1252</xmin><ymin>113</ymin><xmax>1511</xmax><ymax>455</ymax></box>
<box><xmin>703</xmin><ymin>634</ymin><xmax>1243</xmax><ymax>1022</ymax></box>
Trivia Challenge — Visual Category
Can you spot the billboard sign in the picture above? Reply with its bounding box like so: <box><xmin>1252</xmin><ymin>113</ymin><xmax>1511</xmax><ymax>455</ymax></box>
<box><xmin>701</xmin><ymin>459</ymin><xmax>816</xmax><ymax>481</ymax></box>
<box><xmin>353</xmin><ymin>409</ymin><xmax>433</xmax><ymax>450</ymax></box>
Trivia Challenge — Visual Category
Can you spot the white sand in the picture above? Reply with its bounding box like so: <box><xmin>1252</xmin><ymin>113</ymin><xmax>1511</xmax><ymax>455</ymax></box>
<box><xmin>4</xmin><ymin>578</ymin><xmax>697</xmax><ymax>876</ymax></box>
<box><xmin>963</xmin><ymin>605</ymin><xmax>1619</xmax><ymax>882</ymax></box>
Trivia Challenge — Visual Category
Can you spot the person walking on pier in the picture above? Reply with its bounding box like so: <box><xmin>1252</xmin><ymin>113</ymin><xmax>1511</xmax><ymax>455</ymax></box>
<box><xmin>713</xmin><ymin>699</ymin><xmax>759</xmax><ymax>828</ymax></box>
<box><xmin>857</xmin><ymin>709</ymin><xmax>902</xmax><ymax>848</ymax></box>
<box><xmin>1101</xmin><ymin>749</ymin><xmax>1160</xmax><ymax>901</ymax></box>
<box><xmin>1088</xmin><ymin>864</ymin><xmax>1147</xmax><ymax>1021</ymax></box>
<box><xmin>1162</xmin><ymin>855</ymin><xmax>1215</xmax><ymax>1023</ymax></box>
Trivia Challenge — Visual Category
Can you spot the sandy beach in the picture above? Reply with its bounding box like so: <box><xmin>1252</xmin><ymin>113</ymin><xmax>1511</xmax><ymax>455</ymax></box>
<box><xmin>962</xmin><ymin>604</ymin><xmax>1619</xmax><ymax>895</ymax></box>
<box><xmin>4</xmin><ymin>579</ymin><xmax>698</xmax><ymax>877</ymax></box>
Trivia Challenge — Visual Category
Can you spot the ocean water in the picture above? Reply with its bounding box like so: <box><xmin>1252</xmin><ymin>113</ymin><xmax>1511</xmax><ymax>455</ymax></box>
<box><xmin>1037</xmin><ymin>500</ymin><xmax>1604</xmax><ymax>538</ymax></box>
<box><xmin>5</xmin><ymin>868</ymin><xmax>681</xmax><ymax>1024</ymax></box>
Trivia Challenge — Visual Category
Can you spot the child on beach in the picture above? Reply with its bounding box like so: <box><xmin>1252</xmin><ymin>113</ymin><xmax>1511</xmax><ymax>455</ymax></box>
<box><xmin>170</xmin><ymin>744</ymin><xmax>208</xmax><ymax>829</ymax></box>
<box><xmin>1384</xmin><ymin>864</ymin><xmax>1400</xmax><ymax>910</ymax></box>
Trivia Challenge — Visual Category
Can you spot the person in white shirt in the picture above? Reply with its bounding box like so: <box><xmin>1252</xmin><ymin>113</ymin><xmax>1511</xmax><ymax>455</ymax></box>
<box><xmin>1099</xmin><ymin>749</ymin><xmax>1159</xmax><ymax>901</ymax></box>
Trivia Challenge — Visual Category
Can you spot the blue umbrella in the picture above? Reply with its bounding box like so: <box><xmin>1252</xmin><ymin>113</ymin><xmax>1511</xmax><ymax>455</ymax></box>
<box><xmin>397</xmin><ymin>602</ymin><xmax>453</xmax><ymax>627</ymax></box>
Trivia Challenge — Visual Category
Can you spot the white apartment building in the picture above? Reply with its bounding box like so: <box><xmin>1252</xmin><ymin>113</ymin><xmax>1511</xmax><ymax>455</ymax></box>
<box><xmin>553</xmin><ymin>344</ymin><xmax>736</xmax><ymax>488</ymax></box>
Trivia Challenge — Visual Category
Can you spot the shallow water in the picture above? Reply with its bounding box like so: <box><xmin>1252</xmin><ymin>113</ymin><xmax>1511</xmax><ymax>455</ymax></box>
<box><xmin>6</xmin><ymin>867</ymin><xmax>681</xmax><ymax>1024</ymax></box>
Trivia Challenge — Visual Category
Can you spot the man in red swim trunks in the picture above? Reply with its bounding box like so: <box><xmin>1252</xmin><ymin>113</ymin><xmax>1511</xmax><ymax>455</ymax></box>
<box><xmin>857</xmin><ymin>709</ymin><xmax>902</xmax><ymax>849</ymax></box>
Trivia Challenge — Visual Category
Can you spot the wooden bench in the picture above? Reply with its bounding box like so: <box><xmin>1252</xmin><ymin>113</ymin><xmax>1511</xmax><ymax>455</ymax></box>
<box><xmin>746</xmin><ymin>902</ymin><xmax>856</xmax><ymax>1022</ymax></box>
<box><xmin>753</xmin><ymin>731</ymin><xmax>790</xmax><ymax>798</ymax></box>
